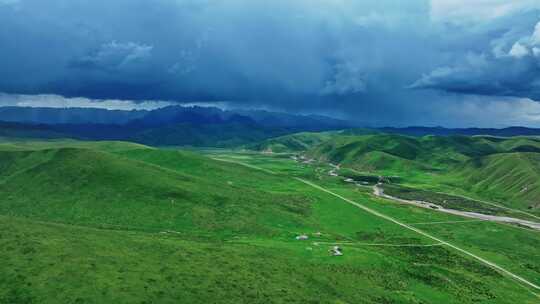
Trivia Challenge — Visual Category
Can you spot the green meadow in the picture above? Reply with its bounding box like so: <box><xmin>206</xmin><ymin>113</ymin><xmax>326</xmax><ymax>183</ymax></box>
<box><xmin>0</xmin><ymin>139</ymin><xmax>539</xmax><ymax>303</ymax></box>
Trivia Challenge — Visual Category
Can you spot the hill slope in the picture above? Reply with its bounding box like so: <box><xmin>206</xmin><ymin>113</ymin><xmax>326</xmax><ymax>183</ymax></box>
<box><xmin>1</xmin><ymin>140</ymin><xmax>539</xmax><ymax>303</ymax></box>
<box><xmin>304</xmin><ymin>134</ymin><xmax>540</xmax><ymax>211</ymax></box>
<box><xmin>0</xmin><ymin>147</ymin><xmax>312</xmax><ymax>238</ymax></box>
<box><xmin>306</xmin><ymin>134</ymin><xmax>432</xmax><ymax>172</ymax></box>
<box><xmin>246</xmin><ymin>132</ymin><xmax>336</xmax><ymax>153</ymax></box>
<box><xmin>453</xmin><ymin>152</ymin><xmax>540</xmax><ymax>210</ymax></box>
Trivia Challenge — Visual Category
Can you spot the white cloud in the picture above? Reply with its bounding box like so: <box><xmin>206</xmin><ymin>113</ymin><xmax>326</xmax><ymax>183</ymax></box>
<box><xmin>440</xmin><ymin>95</ymin><xmax>540</xmax><ymax>128</ymax></box>
<box><xmin>409</xmin><ymin>52</ymin><xmax>487</xmax><ymax>89</ymax></box>
<box><xmin>531</xmin><ymin>21</ymin><xmax>540</xmax><ymax>45</ymax></box>
<box><xmin>430</xmin><ymin>0</ymin><xmax>540</xmax><ymax>23</ymax></box>
<box><xmin>508</xmin><ymin>42</ymin><xmax>530</xmax><ymax>58</ymax></box>
<box><xmin>0</xmin><ymin>93</ymin><xmax>171</xmax><ymax>110</ymax></box>
<box><xmin>75</xmin><ymin>41</ymin><xmax>153</xmax><ymax>70</ymax></box>
<box><xmin>409</xmin><ymin>67</ymin><xmax>457</xmax><ymax>88</ymax></box>
<box><xmin>0</xmin><ymin>0</ymin><xmax>20</xmax><ymax>10</ymax></box>
<box><xmin>505</xmin><ymin>22</ymin><xmax>540</xmax><ymax>58</ymax></box>
<box><xmin>411</xmin><ymin>17</ymin><xmax>540</xmax><ymax>99</ymax></box>
<box><xmin>0</xmin><ymin>0</ymin><xmax>19</xmax><ymax>6</ymax></box>
<box><xmin>486</xmin><ymin>98</ymin><xmax>540</xmax><ymax>126</ymax></box>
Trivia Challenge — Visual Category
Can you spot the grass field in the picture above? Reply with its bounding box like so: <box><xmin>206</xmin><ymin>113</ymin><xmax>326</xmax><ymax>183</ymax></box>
<box><xmin>1</xmin><ymin>140</ymin><xmax>539</xmax><ymax>303</ymax></box>
<box><xmin>206</xmin><ymin>151</ymin><xmax>540</xmax><ymax>288</ymax></box>
<box><xmin>296</xmin><ymin>134</ymin><xmax>540</xmax><ymax>215</ymax></box>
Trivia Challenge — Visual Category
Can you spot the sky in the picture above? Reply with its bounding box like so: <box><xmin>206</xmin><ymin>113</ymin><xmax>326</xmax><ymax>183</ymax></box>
<box><xmin>0</xmin><ymin>0</ymin><xmax>540</xmax><ymax>127</ymax></box>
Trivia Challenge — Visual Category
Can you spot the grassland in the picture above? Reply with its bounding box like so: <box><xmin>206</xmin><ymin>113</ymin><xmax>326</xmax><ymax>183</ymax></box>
<box><xmin>297</xmin><ymin>134</ymin><xmax>540</xmax><ymax>214</ymax></box>
<box><xmin>205</xmin><ymin>151</ymin><xmax>540</xmax><ymax>286</ymax></box>
<box><xmin>381</xmin><ymin>184</ymin><xmax>522</xmax><ymax>218</ymax></box>
<box><xmin>245</xmin><ymin>131</ymin><xmax>337</xmax><ymax>153</ymax></box>
<box><xmin>1</xmin><ymin>140</ymin><xmax>539</xmax><ymax>303</ymax></box>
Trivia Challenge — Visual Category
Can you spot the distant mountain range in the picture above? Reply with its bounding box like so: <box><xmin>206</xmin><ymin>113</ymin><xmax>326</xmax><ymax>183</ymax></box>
<box><xmin>1</xmin><ymin>106</ymin><xmax>540</xmax><ymax>146</ymax></box>
<box><xmin>0</xmin><ymin>106</ymin><xmax>148</xmax><ymax>124</ymax></box>
<box><xmin>0</xmin><ymin>106</ymin><xmax>352</xmax><ymax>146</ymax></box>
<box><xmin>376</xmin><ymin>126</ymin><xmax>540</xmax><ymax>137</ymax></box>
<box><xmin>0</xmin><ymin>106</ymin><xmax>348</xmax><ymax>128</ymax></box>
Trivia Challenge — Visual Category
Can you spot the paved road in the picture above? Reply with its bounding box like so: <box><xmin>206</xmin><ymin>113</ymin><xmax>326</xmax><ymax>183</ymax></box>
<box><xmin>314</xmin><ymin>241</ymin><xmax>444</xmax><ymax>247</ymax></box>
<box><xmin>296</xmin><ymin>178</ymin><xmax>540</xmax><ymax>294</ymax></box>
<box><xmin>431</xmin><ymin>190</ymin><xmax>540</xmax><ymax>221</ymax></box>
<box><xmin>346</xmin><ymin>166</ymin><xmax>540</xmax><ymax>221</ymax></box>
<box><xmin>373</xmin><ymin>185</ymin><xmax>540</xmax><ymax>231</ymax></box>
<box><xmin>212</xmin><ymin>157</ymin><xmax>540</xmax><ymax>294</ymax></box>
<box><xmin>211</xmin><ymin>157</ymin><xmax>277</xmax><ymax>175</ymax></box>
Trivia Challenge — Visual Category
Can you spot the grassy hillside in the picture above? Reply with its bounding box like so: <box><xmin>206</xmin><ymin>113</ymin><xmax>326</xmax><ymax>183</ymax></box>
<box><xmin>1</xmin><ymin>140</ymin><xmax>539</xmax><ymax>303</ymax></box>
<box><xmin>303</xmin><ymin>134</ymin><xmax>540</xmax><ymax>212</ymax></box>
<box><xmin>4</xmin><ymin>213</ymin><xmax>537</xmax><ymax>304</ymax></box>
<box><xmin>246</xmin><ymin>131</ymin><xmax>336</xmax><ymax>153</ymax></box>
<box><xmin>307</xmin><ymin>134</ymin><xmax>540</xmax><ymax>163</ymax></box>
<box><xmin>306</xmin><ymin>134</ymin><xmax>433</xmax><ymax>174</ymax></box>
<box><xmin>0</xmin><ymin>139</ymin><xmax>150</xmax><ymax>152</ymax></box>
<box><xmin>0</xmin><ymin>146</ymin><xmax>314</xmax><ymax>239</ymax></box>
<box><xmin>201</xmin><ymin>150</ymin><xmax>540</xmax><ymax>291</ymax></box>
<box><xmin>452</xmin><ymin>152</ymin><xmax>540</xmax><ymax>210</ymax></box>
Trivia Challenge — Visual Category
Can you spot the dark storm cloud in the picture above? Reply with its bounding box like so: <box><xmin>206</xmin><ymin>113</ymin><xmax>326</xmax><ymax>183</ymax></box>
<box><xmin>410</xmin><ymin>15</ymin><xmax>540</xmax><ymax>100</ymax></box>
<box><xmin>71</xmin><ymin>41</ymin><xmax>154</xmax><ymax>71</ymax></box>
<box><xmin>409</xmin><ymin>54</ymin><xmax>540</xmax><ymax>99</ymax></box>
<box><xmin>1</xmin><ymin>0</ymin><xmax>540</xmax><ymax>126</ymax></box>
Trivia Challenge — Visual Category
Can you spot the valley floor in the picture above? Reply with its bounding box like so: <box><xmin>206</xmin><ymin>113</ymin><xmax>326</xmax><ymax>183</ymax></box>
<box><xmin>204</xmin><ymin>151</ymin><xmax>540</xmax><ymax>294</ymax></box>
<box><xmin>372</xmin><ymin>184</ymin><xmax>540</xmax><ymax>230</ymax></box>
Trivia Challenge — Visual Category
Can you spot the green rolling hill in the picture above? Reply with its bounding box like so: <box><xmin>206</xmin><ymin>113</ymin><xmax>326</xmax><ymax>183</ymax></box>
<box><xmin>245</xmin><ymin>131</ymin><xmax>336</xmax><ymax>153</ymax></box>
<box><xmin>0</xmin><ymin>139</ymin><xmax>150</xmax><ymax>152</ymax></box>
<box><xmin>1</xmin><ymin>138</ymin><xmax>539</xmax><ymax>303</ymax></box>
<box><xmin>306</xmin><ymin>134</ymin><xmax>540</xmax><ymax>167</ymax></box>
<box><xmin>301</xmin><ymin>134</ymin><xmax>540</xmax><ymax>212</ymax></box>
<box><xmin>453</xmin><ymin>152</ymin><xmax>540</xmax><ymax>211</ymax></box>
<box><xmin>0</xmin><ymin>145</ymin><xmax>314</xmax><ymax>239</ymax></box>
